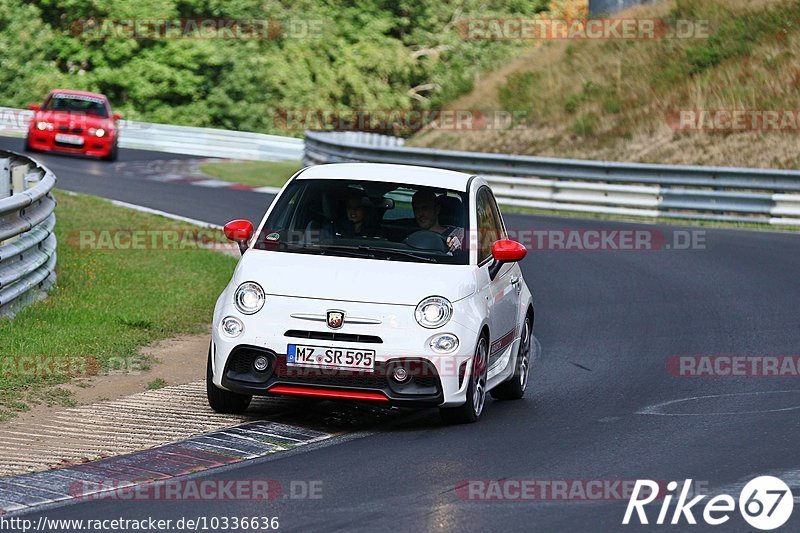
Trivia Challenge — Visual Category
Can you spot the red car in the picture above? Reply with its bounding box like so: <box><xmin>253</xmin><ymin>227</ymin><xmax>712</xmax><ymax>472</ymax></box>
<box><xmin>25</xmin><ymin>90</ymin><xmax>120</xmax><ymax>161</ymax></box>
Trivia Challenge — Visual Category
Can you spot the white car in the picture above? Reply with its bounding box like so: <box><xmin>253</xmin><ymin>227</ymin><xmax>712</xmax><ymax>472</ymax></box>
<box><xmin>208</xmin><ymin>163</ymin><xmax>534</xmax><ymax>423</ymax></box>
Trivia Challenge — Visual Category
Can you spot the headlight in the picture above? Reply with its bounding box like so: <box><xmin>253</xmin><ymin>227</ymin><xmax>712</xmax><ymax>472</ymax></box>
<box><xmin>95</xmin><ymin>128</ymin><xmax>105</xmax><ymax>137</ymax></box>
<box><xmin>234</xmin><ymin>282</ymin><xmax>265</xmax><ymax>315</ymax></box>
<box><xmin>36</xmin><ymin>121</ymin><xmax>53</xmax><ymax>131</ymax></box>
<box><xmin>415</xmin><ymin>296</ymin><xmax>452</xmax><ymax>329</ymax></box>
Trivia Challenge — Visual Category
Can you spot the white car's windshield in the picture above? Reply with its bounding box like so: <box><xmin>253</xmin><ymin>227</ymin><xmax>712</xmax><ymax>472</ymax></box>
<box><xmin>254</xmin><ymin>179</ymin><xmax>470</xmax><ymax>265</ymax></box>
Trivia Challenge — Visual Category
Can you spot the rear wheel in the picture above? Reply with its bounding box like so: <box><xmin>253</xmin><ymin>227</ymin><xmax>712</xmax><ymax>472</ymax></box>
<box><xmin>206</xmin><ymin>345</ymin><xmax>251</xmax><ymax>414</ymax></box>
<box><xmin>440</xmin><ymin>336</ymin><xmax>488</xmax><ymax>424</ymax></box>
<box><xmin>490</xmin><ymin>316</ymin><xmax>532</xmax><ymax>401</ymax></box>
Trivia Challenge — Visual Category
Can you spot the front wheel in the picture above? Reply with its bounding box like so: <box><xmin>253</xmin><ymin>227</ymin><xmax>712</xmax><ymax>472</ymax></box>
<box><xmin>490</xmin><ymin>316</ymin><xmax>532</xmax><ymax>401</ymax></box>
<box><xmin>102</xmin><ymin>141</ymin><xmax>118</xmax><ymax>162</ymax></box>
<box><xmin>24</xmin><ymin>135</ymin><xmax>37</xmax><ymax>152</ymax></box>
<box><xmin>206</xmin><ymin>345</ymin><xmax>251</xmax><ymax>414</ymax></box>
<box><xmin>440</xmin><ymin>336</ymin><xmax>488</xmax><ymax>424</ymax></box>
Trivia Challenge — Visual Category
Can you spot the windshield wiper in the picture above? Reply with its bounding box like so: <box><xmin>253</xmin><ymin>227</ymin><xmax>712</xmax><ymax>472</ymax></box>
<box><xmin>315</xmin><ymin>244</ymin><xmax>377</xmax><ymax>259</ymax></box>
<box><xmin>279</xmin><ymin>243</ymin><xmax>436</xmax><ymax>263</ymax></box>
<box><xmin>342</xmin><ymin>245</ymin><xmax>438</xmax><ymax>263</ymax></box>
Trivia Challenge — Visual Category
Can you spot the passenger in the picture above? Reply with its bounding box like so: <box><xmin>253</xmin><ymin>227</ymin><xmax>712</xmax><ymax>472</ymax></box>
<box><xmin>334</xmin><ymin>190</ymin><xmax>381</xmax><ymax>238</ymax></box>
<box><xmin>411</xmin><ymin>189</ymin><xmax>463</xmax><ymax>251</ymax></box>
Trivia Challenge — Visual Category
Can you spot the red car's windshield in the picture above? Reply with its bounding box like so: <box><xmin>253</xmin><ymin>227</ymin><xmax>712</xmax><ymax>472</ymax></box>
<box><xmin>43</xmin><ymin>94</ymin><xmax>109</xmax><ymax>117</ymax></box>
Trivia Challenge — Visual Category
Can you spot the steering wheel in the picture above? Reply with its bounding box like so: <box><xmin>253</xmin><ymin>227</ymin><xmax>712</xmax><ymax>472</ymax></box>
<box><xmin>404</xmin><ymin>230</ymin><xmax>448</xmax><ymax>253</ymax></box>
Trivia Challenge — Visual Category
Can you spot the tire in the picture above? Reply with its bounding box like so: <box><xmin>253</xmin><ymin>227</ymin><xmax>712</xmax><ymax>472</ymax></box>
<box><xmin>24</xmin><ymin>136</ymin><xmax>37</xmax><ymax>152</ymax></box>
<box><xmin>490</xmin><ymin>316</ymin><xmax>532</xmax><ymax>401</ymax></box>
<box><xmin>206</xmin><ymin>345</ymin><xmax>251</xmax><ymax>414</ymax></box>
<box><xmin>102</xmin><ymin>141</ymin><xmax>118</xmax><ymax>162</ymax></box>
<box><xmin>440</xmin><ymin>335</ymin><xmax>488</xmax><ymax>424</ymax></box>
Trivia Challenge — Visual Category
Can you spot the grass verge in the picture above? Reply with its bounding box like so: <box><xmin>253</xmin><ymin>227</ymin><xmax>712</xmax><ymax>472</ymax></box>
<box><xmin>0</xmin><ymin>193</ymin><xmax>237</xmax><ymax>421</ymax></box>
<box><xmin>199</xmin><ymin>160</ymin><xmax>302</xmax><ymax>188</ymax></box>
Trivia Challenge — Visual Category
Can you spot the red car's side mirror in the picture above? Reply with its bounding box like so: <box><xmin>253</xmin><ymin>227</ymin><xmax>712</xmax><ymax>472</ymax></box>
<box><xmin>224</xmin><ymin>220</ymin><xmax>254</xmax><ymax>254</ymax></box>
<box><xmin>112</xmin><ymin>113</ymin><xmax>122</xmax><ymax>121</ymax></box>
<box><xmin>489</xmin><ymin>239</ymin><xmax>527</xmax><ymax>280</ymax></box>
<box><xmin>28</xmin><ymin>104</ymin><xmax>40</xmax><ymax>111</ymax></box>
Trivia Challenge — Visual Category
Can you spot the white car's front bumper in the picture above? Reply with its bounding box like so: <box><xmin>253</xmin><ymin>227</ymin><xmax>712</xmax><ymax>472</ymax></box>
<box><xmin>210</xmin><ymin>293</ymin><xmax>482</xmax><ymax>407</ymax></box>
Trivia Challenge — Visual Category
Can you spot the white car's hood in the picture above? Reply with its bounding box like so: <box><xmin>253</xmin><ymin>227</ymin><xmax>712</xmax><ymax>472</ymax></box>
<box><xmin>232</xmin><ymin>249</ymin><xmax>477</xmax><ymax>305</ymax></box>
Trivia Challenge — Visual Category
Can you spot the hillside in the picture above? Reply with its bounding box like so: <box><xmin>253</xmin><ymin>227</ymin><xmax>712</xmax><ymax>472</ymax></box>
<box><xmin>0</xmin><ymin>0</ymin><xmax>560</xmax><ymax>136</ymax></box>
<box><xmin>409</xmin><ymin>0</ymin><xmax>800</xmax><ymax>169</ymax></box>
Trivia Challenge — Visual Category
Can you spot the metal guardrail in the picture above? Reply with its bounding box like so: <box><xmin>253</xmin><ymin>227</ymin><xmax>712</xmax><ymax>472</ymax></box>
<box><xmin>0</xmin><ymin>152</ymin><xmax>57</xmax><ymax>317</ymax></box>
<box><xmin>0</xmin><ymin>106</ymin><xmax>304</xmax><ymax>161</ymax></box>
<box><xmin>304</xmin><ymin>130</ymin><xmax>800</xmax><ymax>226</ymax></box>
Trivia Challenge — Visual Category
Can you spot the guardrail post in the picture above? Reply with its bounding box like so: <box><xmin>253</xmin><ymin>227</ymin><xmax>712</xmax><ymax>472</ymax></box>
<box><xmin>25</xmin><ymin>169</ymin><xmax>44</xmax><ymax>189</ymax></box>
<box><xmin>11</xmin><ymin>162</ymin><xmax>28</xmax><ymax>194</ymax></box>
<box><xmin>0</xmin><ymin>158</ymin><xmax>9</xmax><ymax>199</ymax></box>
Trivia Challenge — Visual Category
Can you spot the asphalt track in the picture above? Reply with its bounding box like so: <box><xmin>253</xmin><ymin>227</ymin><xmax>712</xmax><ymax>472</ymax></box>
<box><xmin>3</xmin><ymin>137</ymin><xmax>800</xmax><ymax>532</ymax></box>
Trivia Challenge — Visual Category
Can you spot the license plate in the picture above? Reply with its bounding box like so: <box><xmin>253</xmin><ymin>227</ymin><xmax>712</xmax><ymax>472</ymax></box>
<box><xmin>287</xmin><ymin>344</ymin><xmax>375</xmax><ymax>371</ymax></box>
<box><xmin>55</xmin><ymin>133</ymin><xmax>84</xmax><ymax>145</ymax></box>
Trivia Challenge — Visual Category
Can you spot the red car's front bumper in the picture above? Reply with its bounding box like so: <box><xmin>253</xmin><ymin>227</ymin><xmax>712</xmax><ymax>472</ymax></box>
<box><xmin>26</xmin><ymin>128</ymin><xmax>115</xmax><ymax>158</ymax></box>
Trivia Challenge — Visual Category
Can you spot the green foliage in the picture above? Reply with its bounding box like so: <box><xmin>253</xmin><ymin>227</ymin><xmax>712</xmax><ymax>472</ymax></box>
<box><xmin>602</xmin><ymin>97</ymin><xmax>621</xmax><ymax>114</ymax></box>
<box><xmin>564</xmin><ymin>93</ymin><xmax>580</xmax><ymax>114</ymax></box>
<box><xmin>682</xmin><ymin>3</ymin><xmax>798</xmax><ymax>75</ymax></box>
<box><xmin>498</xmin><ymin>71</ymin><xmax>538</xmax><ymax>115</ymax></box>
<box><xmin>0</xmin><ymin>0</ymin><xmax>551</xmax><ymax>135</ymax></box>
<box><xmin>572</xmin><ymin>113</ymin><xmax>596</xmax><ymax>136</ymax></box>
<box><xmin>147</xmin><ymin>378</ymin><xmax>167</xmax><ymax>390</ymax></box>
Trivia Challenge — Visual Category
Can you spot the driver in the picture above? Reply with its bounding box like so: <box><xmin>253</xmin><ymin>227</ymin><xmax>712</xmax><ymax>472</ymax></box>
<box><xmin>411</xmin><ymin>189</ymin><xmax>463</xmax><ymax>251</ymax></box>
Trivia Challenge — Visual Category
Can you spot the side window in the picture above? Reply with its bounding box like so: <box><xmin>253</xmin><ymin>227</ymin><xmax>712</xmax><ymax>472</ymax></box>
<box><xmin>477</xmin><ymin>188</ymin><xmax>501</xmax><ymax>263</ymax></box>
<box><xmin>486</xmin><ymin>190</ymin><xmax>507</xmax><ymax>240</ymax></box>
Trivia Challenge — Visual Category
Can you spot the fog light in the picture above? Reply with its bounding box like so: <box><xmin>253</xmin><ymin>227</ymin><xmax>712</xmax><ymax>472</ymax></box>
<box><xmin>253</xmin><ymin>355</ymin><xmax>269</xmax><ymax>372</ymax></box>
<box><xmin>392</xmin><ymin>367</ymin><xmax>410</xmax><ymax>382</ymax></box>
<box><xmin>220</xmin><ymin>316</ymin><xmax>244</xmax><ymax>337</ymax></box>
<box><xmin>430</xmin><ymin>334</ymin><xmax>459</xmax><ymax>354</ymax></box>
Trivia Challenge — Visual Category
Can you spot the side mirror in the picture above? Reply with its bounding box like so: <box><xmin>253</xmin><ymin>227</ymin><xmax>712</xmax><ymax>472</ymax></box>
<box><xmin>28</xmin><ymin>104</ymin><xmax>40</xmax><ymax>111</ymax></box>
<box><xmin>488</xmin><ymin>239</ymin><xmax>527</xmax><ymax>280</ymax></box>
<box><xmin>223</xmin><ymin>219</ymin><xmax>254</xmax><ymax>255</ymax></box>
<box><xmin>112</xmin><ymin>113</ymin><xmax>122</xmax><ymax>121</ymax></box>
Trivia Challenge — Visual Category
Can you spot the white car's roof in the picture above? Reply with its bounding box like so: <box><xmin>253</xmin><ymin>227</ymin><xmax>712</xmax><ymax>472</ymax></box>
<box><xmin>296</xmin><ymin>163</ymin><xmax>475</xmax><ymax>191</ymax></box>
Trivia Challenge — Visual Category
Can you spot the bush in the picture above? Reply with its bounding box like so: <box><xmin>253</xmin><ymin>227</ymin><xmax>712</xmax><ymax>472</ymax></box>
<box><xmin>498</xmin><ymin>72</ymin><xmax>539</xmax><ymax>115</ymax></box>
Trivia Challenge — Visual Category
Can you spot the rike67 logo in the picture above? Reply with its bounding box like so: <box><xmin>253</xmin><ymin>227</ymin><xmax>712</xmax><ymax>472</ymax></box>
<box><xmin>623</xmin><ymin>477</ymin><xmax>794</xmax><ymax>530</ymax></box>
